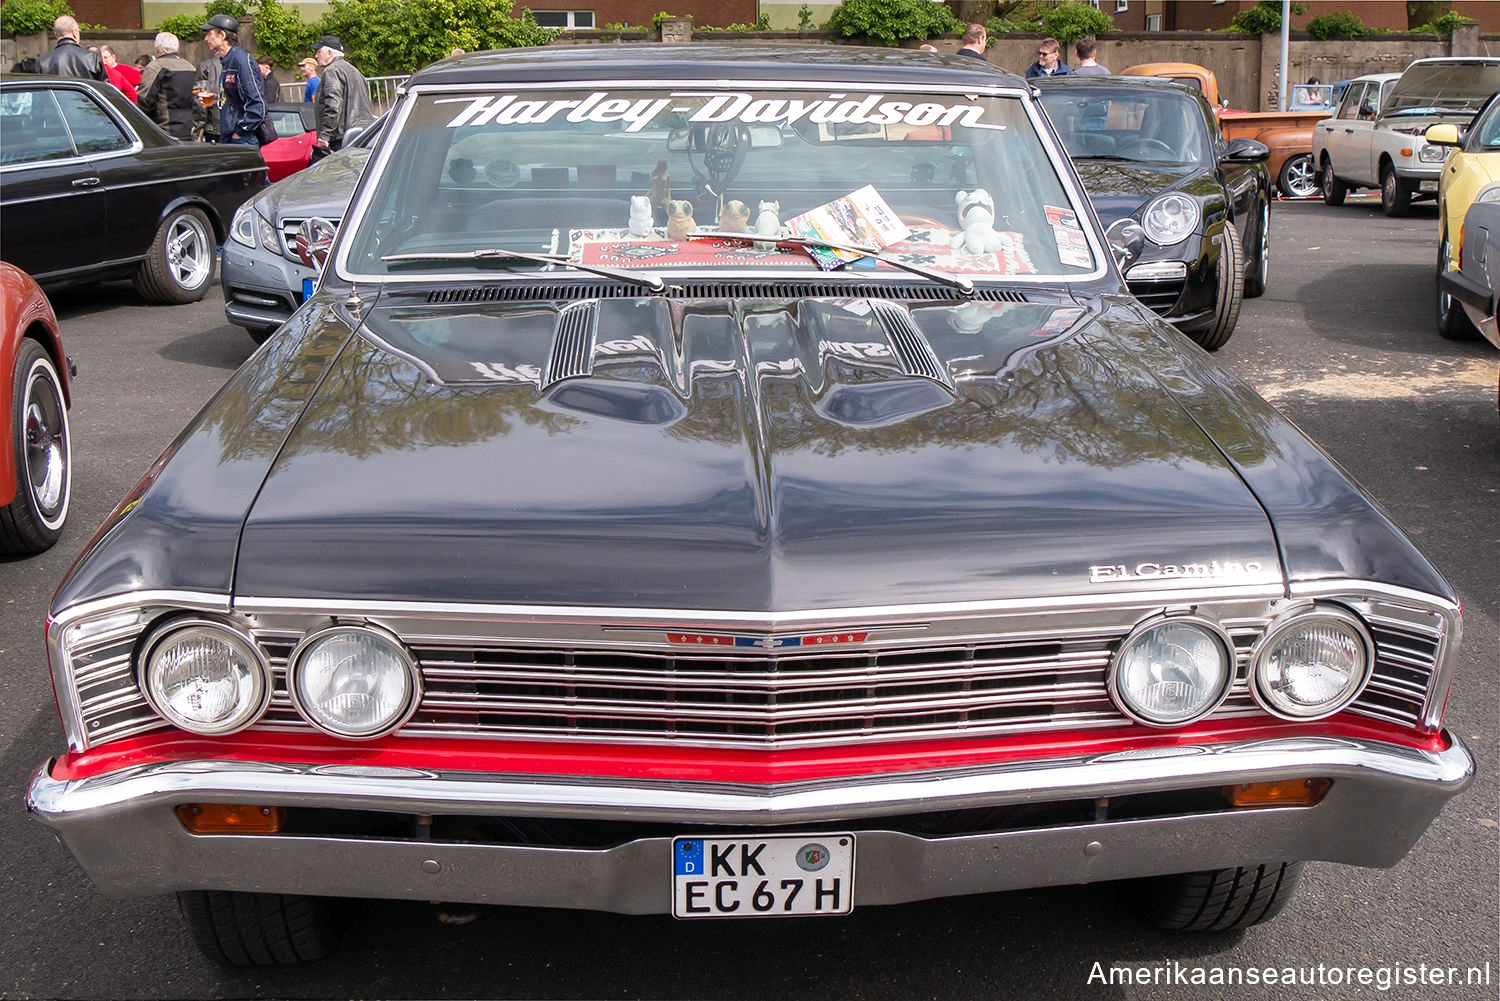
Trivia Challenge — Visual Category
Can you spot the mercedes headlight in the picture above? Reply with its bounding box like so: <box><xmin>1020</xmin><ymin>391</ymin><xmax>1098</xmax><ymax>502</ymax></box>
<box><xmin>1140</xmin><ymin>193</ymin><xmax>1200</xmax><ymax>246</ymax></box>
<box><xmin>229</xmin><ymin>202</ymin><xmax>280</xmax><ymax>253</ymax></box>
<box><xmin>1109</xmin><ymin>615</ymin><xmax>1235</xmax><ymax>726</ymax></box>
<box><xmin>1252</xmin><ymin>606</ymin><xmax>1373</xmax><ymax>720</ymax></box>
<box><xmin>139</xmin><ymin>620</ymin><xmax>271</xmax><ymax>735</ymax></box>
<box><xmin>288</xmin><ymin>625</ymin><xmax>421</xmax><ymax>739</ymax></box>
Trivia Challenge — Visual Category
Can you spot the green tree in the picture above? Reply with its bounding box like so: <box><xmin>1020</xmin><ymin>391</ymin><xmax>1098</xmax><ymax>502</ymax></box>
<box><xmin>1037</xmin><ymin>0</ymin><xmax>1111</xmax><ymax>44</ymax></box>
<box><xmin>1227</xmin><ymin>0</ymin><xmax>1306</xmax><ymax>33</ymax></box>
<box><xmin>826</xmin><ymin>0</ymin><xmax>963</xmax><ymax>45</ymax></box>
<box><xmin>317</xmin><ymin>0</ymin><xmax>558</xmax><ymax>74</ymax></box>
<box><xmin>1</xmin><ymin>0</ymin><xmax>74</xmax><ymax>36</ymax></box>
<box><xmin>1305</xmin><ymin>11</ymin><xmax>1365</xmax><ymax>39</ymax></box>
<box><xmin>1407</xmin><ymin>2</ymin><xmax>1450</xmax><ymax>30</ymax></box>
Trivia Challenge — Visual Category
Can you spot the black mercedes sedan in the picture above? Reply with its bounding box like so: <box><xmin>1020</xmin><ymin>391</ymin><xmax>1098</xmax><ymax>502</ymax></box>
<box><xmin>1038</xmin><ymin>76</ymin><xmax>1272</xmax><ymax>350</ymax></box>
<box><xmin>27</xmin><ymin>45</ymin><xmax>1470</xmax><ymax>965</ymax></box>
<box><xmin>0</xmin><ymin>74</ymin><xmax>265</xmax><ymax>304</ymax></box>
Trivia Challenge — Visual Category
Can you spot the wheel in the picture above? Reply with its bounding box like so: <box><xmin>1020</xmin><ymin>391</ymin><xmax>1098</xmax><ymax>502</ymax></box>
<box><xmin>1380</xmin><ymin>164</ymin><xmax>1411</xmax><ymax>217</ymax></box>
<box><xmin>1190</xmin><ymin>227</ymin><xmax>1242</xmax><ymax>351</ymax></box>
<box><xmin>133</xmin><ymin>206</ymin><xmax>215</xmax><ymax>304</ymax></box>
<box><xmin>177</xmin><ymin>890</ymin><xmax>344</xmax><ymax>965</ymax></box>
<box><xmin>1277</xmin><ymin>153</ymin><xmax>1317</xmax><ymax>199</ymax></box>
<box><xmin>1125</xmin><ymin>861</ymin><xmax>1304</xmax><ymax>931</ymax></box>
<box><xmin>1244</xmin><ymin>200</ymin><xmax>1269</xmax><ymax>298</ymax></box>
<box><xmin>1</xmin><ymin>340</ymin><xmax>70</xmax><ymax>554</ymax></box>
<box><xmin>1436</xmin><ymin>233</ymin><xmax>1478</xmax><ymax>340</ymax></box>
<box><xmin>1320</xmin><ymin>157</ymin><xmax>1347</xmax><ymax>206</ymax></box>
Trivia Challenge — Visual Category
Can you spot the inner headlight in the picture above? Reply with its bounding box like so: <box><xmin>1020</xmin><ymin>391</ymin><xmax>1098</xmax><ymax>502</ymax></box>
<box><xmin>1139</xmin><ymin>193</ymin><xmax>1199</xmax><ymax>246</ymax></box>
<box><xmin>1252</xmin><ymin>606</ymin><xmax>1373</xmax><ymax>720</ymax></box>
<box><xmin>139</xmin><ymin>620</ymin><xmax>270</xmax><ymax>735</ymax></box>
<box><xmin>229</xmin><ymin>202</ymin><xmax>258</xmax><ymax>247</ymax></box>
<box><xmin>288</xmin><ymin>625</ymin><xmax>420</xmax><ymax>739</ymax></box>
<box><xmin>1477</xmin><ymin>183</ymin><xmax>1500</xmax><ymax>204</ymax></box>
<box><xmin>1109</xmin><ymin>615</ymin><xmax>1234</xmax><ymax>726</ymax></box>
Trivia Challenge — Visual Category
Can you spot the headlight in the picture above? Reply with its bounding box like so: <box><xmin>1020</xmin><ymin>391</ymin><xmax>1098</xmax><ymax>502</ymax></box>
<box><xmin>1108</xmin><ymin>615</ymin><xmax>1235</xmax><ymax>726</ymax></box>
<box><xmin>1139</xmin><ymin>193</ymin><xmax>1199</xmax><ymax>246</ymax></box>
<box><xmin>1251</xmin><ymin>605</ymin><xmax>1373</xmax><ymax>720</ymax></box>
<box><xmin>1418</xmin><ymin>144</ymin><xmax>1446</xmax><ymax>163</ymax></box>
<box><xmin>139</xmin><ymin>620</ymin><xmax>271</xmax><ymax>735</ymax></box>
<box><xmin>1477</xmin><ymin>183</ymin><xmax>1500</xmax><ymax>204</ymax></box>
<box><xmin>229</xmin><ymin>202</ymin><xmax>258</xmax><ymax>247</ymax></box>
<box><xmin>288</xmin><ymin>625</ymin><xmax>421</xmax><ymax>739</ymax></box>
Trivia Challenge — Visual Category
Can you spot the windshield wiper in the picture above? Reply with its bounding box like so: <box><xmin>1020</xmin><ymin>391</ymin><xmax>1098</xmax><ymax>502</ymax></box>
<box><xmin>381</xmin><ymin>247</ymin><xmax>666</xmax><ymax>294</ymax></box>
<box><xmin>686</xmin><ymin>230</ymin><xmax>974</xmax><ymax>297</ymax></box>
<box><xmin>1071</xmin><ymin>153</ymin><xmax>1131</xmax><ymax>160</ymax></box>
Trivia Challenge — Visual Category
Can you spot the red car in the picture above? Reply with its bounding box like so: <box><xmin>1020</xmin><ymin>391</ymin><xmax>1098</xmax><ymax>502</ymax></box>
<box><xmin>0</xmin><ymin>261</ymin><xmax>70</xmax><ymax>554</ymax></box>
<box><xmin>259</xmin><ymin>102</ymin><xmax>318</xmax><ymax>182</ymax></box>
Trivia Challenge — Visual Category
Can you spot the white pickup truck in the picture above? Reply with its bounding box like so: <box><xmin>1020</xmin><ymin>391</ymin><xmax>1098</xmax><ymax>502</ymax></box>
<box><xmin>1313</xmin><ymin>57</ymin><xmax>1500</xmax><ymax>216</ymax></box>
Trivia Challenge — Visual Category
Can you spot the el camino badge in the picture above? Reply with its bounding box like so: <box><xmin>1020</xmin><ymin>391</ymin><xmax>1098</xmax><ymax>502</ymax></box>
<box><xmin>667</xmin><ymin>632</ymin><xmax>868</xmax><ymax>648</ymax></box>
<box><xmin>1089</xmin><ymin>560</ymin><xmax>1264</xmax><ymax>584</ymax></box>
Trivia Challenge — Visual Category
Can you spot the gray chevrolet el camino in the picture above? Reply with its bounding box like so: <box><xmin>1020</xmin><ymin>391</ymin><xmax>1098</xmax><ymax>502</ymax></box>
<box><xmin>27</xmin><ymin>45</ymin><xmax>1472</xmax><ymax>964</ymax></box>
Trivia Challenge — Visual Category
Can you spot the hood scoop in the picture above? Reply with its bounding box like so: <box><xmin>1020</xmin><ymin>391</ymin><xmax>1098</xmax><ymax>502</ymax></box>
<box><xmin>423</xmin><ymin>281</ymin><xmax>1034</xmax><ymax>304</ymax></box>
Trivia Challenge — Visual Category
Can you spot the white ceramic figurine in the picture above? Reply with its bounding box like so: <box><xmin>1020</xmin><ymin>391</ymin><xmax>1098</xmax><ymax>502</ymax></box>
<box><xmin>628</xmin><ymin>195</ymin><xmax>654</xmax><ymax>237</ymax></box>
<box><xmin>951</xmin><ymin>189</ymin><xmax>1009</xmax><ymax>255</ymax></box>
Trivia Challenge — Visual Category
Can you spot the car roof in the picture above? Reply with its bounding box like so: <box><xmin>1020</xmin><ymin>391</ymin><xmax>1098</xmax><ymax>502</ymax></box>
<box><xmin>404</xmin><ymin>43</ymin><xmax>1027</xmax><ymax>91</ymax></box>
<box><xmin>1034</xmin><ymin>75</ymin><xmax>1202</xmax><ymax>95</ymax></box>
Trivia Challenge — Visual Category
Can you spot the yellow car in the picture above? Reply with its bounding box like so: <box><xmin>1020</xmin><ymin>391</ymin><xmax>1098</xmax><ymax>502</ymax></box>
<box><xmin>1427</xmin><ymin>93</ymin><xmax>1500</xmax><ymax>339</ymax></box>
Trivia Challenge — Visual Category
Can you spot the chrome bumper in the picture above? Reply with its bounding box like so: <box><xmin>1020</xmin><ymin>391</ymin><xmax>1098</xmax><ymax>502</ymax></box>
<box><xmin>27</xmin><ymin>735</ymin><xmax>1473</xmax><ymax>911</ymax></box>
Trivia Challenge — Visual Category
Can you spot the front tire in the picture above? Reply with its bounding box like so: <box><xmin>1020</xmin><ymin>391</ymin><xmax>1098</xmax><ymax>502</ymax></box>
<box><xmin>1436</xmin><ymin>233</ymin><xmax>1478</xmax><ymax>340</ymax></box>
<box><xmin>1244</xmin><ymin>200</ymin><xmax>1269</xmax><ymax>299</ymax></box>
<box><xmin>1320</xmin><ymin>157</ymin><xmax>1348</xmax><ymax>206</ymax></box>
<box><xmin>178</xmin><ymin>890</ymin><xmax>343</xmax><ymax>965</ymax></box>
<box><xmin>1126</xmin><ymin>861</ymin><xmax>1305</xmax><ymax>931</ymax></box>
<box><xmin>1191</xmin><ymin>227</ymin><xmax>1242</xmax><ymax>351</ymax></box>
<box><xmin>1278</xmin><ymin>153</ymin><xmax>1317</xmax><ymax>198</ymax></box>
<box><xmin>134</xmin><ymin>206</ymin><xmax>215</xmax><ymax>304</ymax></box>
<box><xmin>1381</xmin><ymin>164</ymin><xmax>1412</xmax><ymax>217</ymax></box>
<box><xmin>0</xmin><ymin>340</ymin><xmax>70</xmax><ymax>554</ymax></box>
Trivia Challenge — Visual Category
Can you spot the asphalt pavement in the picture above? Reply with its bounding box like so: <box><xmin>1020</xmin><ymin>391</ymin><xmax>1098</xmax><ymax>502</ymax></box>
<box><xmin>0</xmin><ymin>198</ymin><xmax>1495</xmax><ymax>1000</ymax></box>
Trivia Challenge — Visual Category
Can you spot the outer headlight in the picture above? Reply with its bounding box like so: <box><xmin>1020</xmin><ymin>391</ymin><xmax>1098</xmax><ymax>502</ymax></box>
<box><xmin>139</xmin><ymin>619</ymin><xmax>271</xmax><ymax>735</ymax></box>
<box><xmin>1139</xmin><ymin>193</ymin><xmax>1200</xmax><ymax>246</ymax></box>
<box><xmin>1418</xmin><ymin>144</ymin><xmax>1446</xmax><ymax>163</ymax></box>
<box><xmin>229</xmin><ymin>202</ymin><xmax>258</xmax><ymax>247</ymax></box>
<box><xmin>288</xmin><ymin>625</ymin><xmax>421</xmax><ymax>739</ymax></box>
<box><xmin>1476</xmin><ymin>183</ymin><xmax>1500</xmax><ymax>204</ymax></box>
<box><xmin>1108</xmin><ymin>615</ymin><xmax>1235</xmax><ymax>727</ymax></box>
<box><xmin>1251</xmin><ymin>605</ymin><xmax>1373</xmax><ymax>720</ymax></box>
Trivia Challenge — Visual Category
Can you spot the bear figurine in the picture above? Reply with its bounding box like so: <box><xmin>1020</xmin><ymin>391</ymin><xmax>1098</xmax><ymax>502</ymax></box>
<box><xmin>628</xmin><ymin>195</ymin><xmax>654</xmax><ymax>237</ymax></box>
<box><xmin>666</xmin><ymin>200</ymin><xmax>696</xmax><ymax>240</ymax></box>
<box><xmin>951</xmin><ymin>189</ymin><xmax>1010</xmax><ymax>256</ymax></box>
<box><xmin>718</xmin><ymin>200</ymin><xmax>751</xmax><ymax>233</ymax></box>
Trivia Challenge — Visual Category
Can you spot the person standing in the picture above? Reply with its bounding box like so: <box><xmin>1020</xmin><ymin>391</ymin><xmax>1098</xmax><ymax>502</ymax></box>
<box><xmin>99</xmin><ymin>45</ymin><xmax>140</xmax><ymax>103</ymax></box>
<box><xmin>1073</xmin><ymin>38</ymin><xmax>1109</xmax><ymax>75</ymax></box>
<box><xmin>1025</xmin><ymin>37</ymin><xmax>1073</xmax><ymax>79</ymax></box>
<box><xmin>201</xmin><ymin>14</ymin><xmax>265</xmax><ymax>147</ymax></box>
<box><xmin>257</xmin><ymin>55</ymin><xmax>282</xmax><ymax>102</ymax></box>
<box><xmin>195</xmin><ymin>51</ymin><xmax>222</xmax><ymax>141</ymax></box>
<box><xmin>311</xmin><ymin>35</ymin><xmax>374</xmax><ymax>159</ymax></box>
<box><xmin>34</xmin><ymin>16</ymin><xmax>107</xmax><ymax>80</ymax></box>
<box><xmin>956</xmin><ymin>23</ymin><xmax>987</xmax><ymax>60</ymax></box>
<box><xmin>298</xmin><ymin>57</ymin><xmax>320</xmax><ymax>102</ymax></box>
<box><xmin>137</xmin><ymin>32</ymin><xmax>198</xmax><ymax>140</ymax></box>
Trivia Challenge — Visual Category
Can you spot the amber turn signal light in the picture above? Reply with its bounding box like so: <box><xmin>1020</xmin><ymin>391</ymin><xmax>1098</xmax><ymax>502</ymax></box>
<box><xmin>176</xmin><ymin>803</ymin><xmax>286</xmax><ymax>833</ymax></box>
<box><xmin>1223</xmin><ymin>778</ymin><xmax>1331</xmax><ymax>808</ymax></box>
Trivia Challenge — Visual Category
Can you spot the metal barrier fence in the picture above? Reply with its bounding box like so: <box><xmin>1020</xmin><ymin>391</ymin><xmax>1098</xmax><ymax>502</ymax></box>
<box><xmin>275</xmin><ymin>74</ymin><xmax>409</xmax><ymax>111</ymax></box>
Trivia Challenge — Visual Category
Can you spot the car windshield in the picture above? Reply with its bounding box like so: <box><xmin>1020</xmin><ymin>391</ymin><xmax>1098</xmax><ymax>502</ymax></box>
<box><xmin>1469</xmin><ymin>97</ymin><xmax>1500</xmax><ymax>150</ymax></box>
<box><xmin>339</xmin><ymin>84</ymin><xmax>1099</xmax><ymax>282</ymax></box>
<box><xmin>1384</xmin><ymin>61</ymin><xmax>1500</xmax><ymax>115</ymax></box>
<box><xmin>1037</xmin><ymin>87</ymin><xmax>1210</xmax><ymax>166</ymax></box>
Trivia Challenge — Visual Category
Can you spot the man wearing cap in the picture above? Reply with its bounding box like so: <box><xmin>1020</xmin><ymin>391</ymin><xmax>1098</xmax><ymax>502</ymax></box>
<box><xmin>201</xmin><ymin>13</ymin><xmax>265</xmax><ymax>147</ymax></box>
<box><xmin>311</xmin><ymin>35</ymin><xmax>374</xmax><ymax>160</ymax></box>
<box><xmin>299</xmin><ymin>57</ymin><xmax>320</xmax><ymax>103</ymax></box>
<box><xmin>35</xmin><ymin>15</ymin><xmax>107</xmax><ymax>80</ymax></box>
<box><xmin>137</xmin><ymin>31</ymin><xmax>198</xmax><ymax>140</ymax></box>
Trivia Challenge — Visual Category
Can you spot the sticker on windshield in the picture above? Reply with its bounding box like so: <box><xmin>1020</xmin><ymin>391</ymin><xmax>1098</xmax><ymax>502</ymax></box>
<box><xmin>1046</xmin><ymin>206</ymin><xmax>1091</xmax><ymax>269</ymax></box>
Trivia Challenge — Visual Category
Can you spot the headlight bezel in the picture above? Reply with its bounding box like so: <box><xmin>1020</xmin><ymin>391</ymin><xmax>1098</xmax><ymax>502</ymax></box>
<box><xmin>1250</xmin><ymin>603</ymin><xmax>1374</xmax><ymax>721</ymax></box>
<box><xmin>1107</xmin><ymin>612</ymin><xmax>1236</xmax><ymax>728</ymax></box>
<box><xmin>1139</xmin><ymin>192</ymin><xmax>1201</xmax><ymax>247</ymax></box>
<box><xmin>137</xmin><ymin>617</ymin><xmax>272</xmax><ymax>736</ymax></box>
<box><xmin>286</xmin><ymin>623</ymin><xmax>423</xmax><ymax>740</ymax></box>
<box><xmin>229</xmin><ymin>201</ymin><xmax>258</xmax><ymax>247</ymax></box>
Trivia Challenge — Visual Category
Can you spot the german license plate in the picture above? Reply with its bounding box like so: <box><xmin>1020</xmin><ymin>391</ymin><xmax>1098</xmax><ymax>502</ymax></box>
<box><xmin>672</xmin><ymin>834</ymin><xmax>854</xmax><ymax>918</ymax></box>
<box><xmin>301</xmin><ymin>277</ymin><xmax>315</xmax><ymax>301</ymax></box>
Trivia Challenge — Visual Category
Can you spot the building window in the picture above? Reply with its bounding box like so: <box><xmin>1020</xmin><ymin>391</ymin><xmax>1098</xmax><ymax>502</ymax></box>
<box><xmin>532</xmin><ymin>10</ymin><xmax>595</xmax><ymax>28</ymax></box>
<box><xmin>1115</xmin><ymin>0</ymin><xmax>1127</xmax><ymax>10</ymax></box>
<box><xmin>1145</xmin><ymin>12</ymin><xmax>1162</xmax><ymax>30</ymax></box>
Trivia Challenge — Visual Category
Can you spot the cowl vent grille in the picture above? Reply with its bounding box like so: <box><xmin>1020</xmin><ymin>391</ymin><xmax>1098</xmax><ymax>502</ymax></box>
<box><xmin>423</xmin><ymin>283</ymin><xmax>1033</xmax><ymax>305</ymax></box>
<box><xmin>547</xmin><ymin>301</ymin><xmax>597</xmax><ymax>382</ymax></box>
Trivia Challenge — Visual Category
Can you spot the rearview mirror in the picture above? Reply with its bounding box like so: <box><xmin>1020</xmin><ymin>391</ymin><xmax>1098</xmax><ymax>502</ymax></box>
<box><xmin>667</xmin><ymin>124</ymin><xmax>784</xmax><ymax>152</ymax></box>
<box><xmin>1105</xmin><ymin>219</ymin><xmax>1147</xmax><ymax>269</ymax></box>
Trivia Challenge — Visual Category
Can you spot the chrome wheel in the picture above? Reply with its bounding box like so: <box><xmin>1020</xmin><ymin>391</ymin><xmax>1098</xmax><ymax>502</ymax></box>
<box><xmin>165</xmin><ymin>212</ymin><xmax>214</xmax><ymax>291</ymax></box>
<box><xmin>1278</xmin><ymin>154</ymin><xmax>1317</xmax><ymax>198</ymax></box>
<box><xmin>23</xmin><ymin>364</ymin><xmax>69</xmax><ymax>526</ymax></box>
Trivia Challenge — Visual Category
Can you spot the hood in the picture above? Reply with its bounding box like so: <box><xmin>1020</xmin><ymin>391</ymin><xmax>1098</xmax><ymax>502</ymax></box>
<box><xmin>1069</xmin><ymin>161</ymin><xmax>1201</xmax><ymax>226</ymax></box>
<box><xmin>260</xmin><ymin>146</ymin><xmax>371</xmax><ymax>223</ymax></box>
<box><xmin>231</xmin><ymin>293</ymin><xmax>1287</xmax><ymax>610</ymax></box>
<box><xmin>1383</xmin><ymin>59</ymin><xmax>1500</xmax><ymax>119</ymax></box>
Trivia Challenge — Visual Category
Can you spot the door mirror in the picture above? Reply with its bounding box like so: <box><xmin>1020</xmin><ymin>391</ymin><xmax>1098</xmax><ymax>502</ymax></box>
<box><xmin>1222</xmin><ymin>137</ymin><xmax>1270</xmax><ymax>163</ymax></box>
<box><xmin>1105</xmin><ymin>218</ymin><xmax>1147</xmax><ymax>269</ymax></box>
<box><xmin>295</xmin><ymin>216</ymin><xmax>338</xmax><ymax>270</ymax></box>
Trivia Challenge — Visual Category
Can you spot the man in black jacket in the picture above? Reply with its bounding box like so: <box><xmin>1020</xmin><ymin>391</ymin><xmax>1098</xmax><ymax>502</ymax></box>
<box><xmin>137</xmin><ymin>31</ymin><xmax>198</xmax><ymax>140</ymax></box>
<box><xmin>35</xmin><ymin>16</ymin><xmax>106</xmax><ymax>81</ymax></box>
<box><xmin>311</xmin><ymin>36</ymin><xmax>374</xmax><ymax>159</ymax></box>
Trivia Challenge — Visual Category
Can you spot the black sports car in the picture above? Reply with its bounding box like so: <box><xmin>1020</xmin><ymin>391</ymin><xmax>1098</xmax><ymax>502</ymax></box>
<box><xmin>27</xmin><ymin>45</ymin><xmax>1470</xmax><ymax>965</ymax></box>
<box><xmin>0</xmin><ymin>73</ymin><xmax>265</xmax><ymax>304</ymax></box>
<box><xmin>1038</xmin><ymin>76</ymin><xmax>1272</xmax><ymax>350</ymax></box>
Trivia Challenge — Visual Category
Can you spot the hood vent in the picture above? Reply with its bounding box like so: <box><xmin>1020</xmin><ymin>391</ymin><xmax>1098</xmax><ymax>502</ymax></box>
<box><xmin>869</xmin><ymin>301</ymin><xmax>947</xmax><ymax>384</ymax></box>
<box><xmin>424</xmin><ymin>282</ymin><xmax>1033</xmax><ymax>305</ymax></box>
<box><xmin>546</xmin><ymin>300</ymin><xmax>597</xmax><ymax>383</ymax></box>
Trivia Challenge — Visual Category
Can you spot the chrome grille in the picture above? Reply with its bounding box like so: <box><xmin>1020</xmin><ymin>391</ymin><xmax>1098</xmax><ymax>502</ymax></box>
<box><xmin>65</xmin><ymin>600</ymin><xmax>1448</xmax><ymax>751</ymax></box>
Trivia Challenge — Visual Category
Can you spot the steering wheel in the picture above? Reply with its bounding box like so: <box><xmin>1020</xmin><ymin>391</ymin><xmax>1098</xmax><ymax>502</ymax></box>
<box><xmin>1119</xmin><ymin>138</ymin><xmax>1176</xmax><ymax>159</ymax></box>
<box><xmin>898</xmin><ymin>214</ymin><xmax>948</xmax><ymax>233</ymax></box>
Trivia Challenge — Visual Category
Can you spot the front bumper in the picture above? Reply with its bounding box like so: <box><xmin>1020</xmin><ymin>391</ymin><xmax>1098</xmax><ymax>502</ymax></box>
<box><xmin>220</xmin><ymin>240</ymin><xmax>316</xmax><ymax>332</ymax></box>
<box><xmin>1440</xmin><ymin>267</ymin><xmax>1500</xmax><ymax>349</ymax></box>
<box><xmin>27</xmin><ymin>734</ymin><xmax>1473</xmax><ymax>911</ymax></box>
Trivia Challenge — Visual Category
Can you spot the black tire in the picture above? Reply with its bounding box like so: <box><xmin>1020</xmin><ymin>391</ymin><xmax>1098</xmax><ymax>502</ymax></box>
<box><xmin>1278</xmin><ymin>153</ymin><xmax>1317</xmax><ymax>199</ymax></box>
<box><xmin>1380</xmin><ymin>163</ymin><xmax>1411</xmax><ymax>217</ymax></box>
<box><xmin>1</xmin><ymin>340</ymin><xmax>70</xmax><ymax>554</ymax></box>
<box><xmin>1436</xmin><ymin>233</ymin><xmax>1479</xmax><ymax>340</ymax></box>
<box><xmin>1320</xmin><ymin>157</ymin><xmax>1348</xmax><ymax>206</ymax></box>
<box><xmin>1244</xmin><ymin>200</ymin><xmax>1269</xmax><ymax>299</ymax></box>
<box><xmin>177</xmin><ymin>890</ymin><xmax>343</xmax><ymax>965</ymax></box>
<box><xmin>1191</xmin><ymin>227</ymin><xmax>1242</xmax><ymax>351</ymax></box>
<box><xmin>1126</xmin><ymin>861</ymin><xmax>1304</xmax><ymax>932</ymax></box>
<box><xmin>133</xmin><ymin>206</ymin><xmax>216</xmax><ymax>305</ymax></box>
